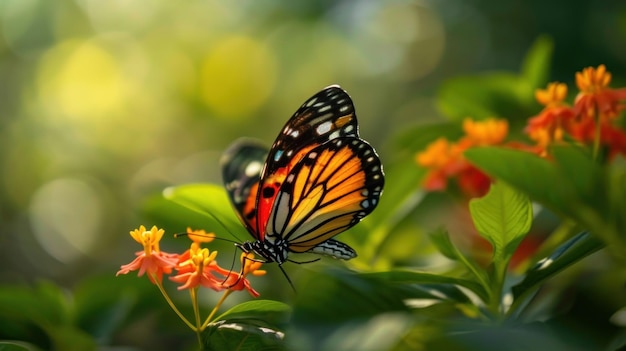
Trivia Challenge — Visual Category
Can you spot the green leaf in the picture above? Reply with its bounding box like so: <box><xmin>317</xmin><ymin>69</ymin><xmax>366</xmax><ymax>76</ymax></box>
<box><xmin>363</xmin><ymin>270</ymin><xmax>488</xmax><ymax>303</ymax></box>
<box><xmin>0</xmin><ymin>341</ymin><xmax>44</xmax><ymax>351</ymax></box>
<box><xmin>520</xmin><ymin>36</ymin><xmax>553</xmax><ymax>92</ymax></box>
<box><xmin>464</xmin><ymin>147</ymin><xmax>626</xmax><ymax>252</ymax></box>
<box><xmin>437</xmin><ymin>72</ymin><xmax>524</xmax><ymax>122</ymax></box>
<box><xmin>213</xmin><ymin>300</ymin><xmax>291</xmax><ymax>326</ymax></box>
<box><xmin>429</xmin><ymin>227</ymin><xmax>462</xmax><ymax>261</ymax></box>
<box><xmin>393</xmin><ymin>122</ymin><xmax>464</xmax><ymax>155</ymax></box>
<box><xmin>469</xmin><ymin>182</ymin><xmax>533</xmax><ymax>264</ymax></box>
<box><xmin>511</xmin><ymin>231</ymin><xmax>604</xmax><ymax>302</ymax></box>
<box><xmin>0</xmin><ymin>282</ymin><xmax>66</xmax><ymax>329</ymax></box>
<box><xmin>291</xmin><ymin>268</ymin><xmax>412</xmax><ymax>325</ymax></box>
<box><xmin>428</xmin><ymin>228</ymin><xmax>490</xmax><ymax>300</ymax></box>
<box><xmin>466</xmin><ymin>146</ymin><xmax>605</xmax><ymax>212</ymax></box>
<box><xmin>357</xmin><ymin>159</ymin><xmax>426</xmax><ymax>262</ymax></box>
<box><xmin>74</xmin><ymin>274</ymin><xmax>159</xmax><ymax>340</ymax></box>
<box><xmin>163</xmin><ymin>183</ymin><xmax>249</xmax><ymax>241</ymax></box>
<box><xmin>203</xmin><ymin>320</ymin><xmax>286</xmax><ymax>351</ymax></box>
<box><xmin>0</xmin><ymin>282</ymin><xmax>97</xmax><ymax>351</ymax></box>
<box><xmin>436</xmin><ymin>37</ymin><xmax>553</xmax><ymax>127</ymax></box>
<box><xmin>203</xmin><ymin>300</ymin><xmax>290</xmax><ymax>351</ymax></box>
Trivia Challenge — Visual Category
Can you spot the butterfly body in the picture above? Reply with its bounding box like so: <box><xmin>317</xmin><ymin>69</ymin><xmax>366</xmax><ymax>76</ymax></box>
<box><xmin>221</xmin><ymin>85</ymin><xmax>384</xmax><ymax>278</ymax></box>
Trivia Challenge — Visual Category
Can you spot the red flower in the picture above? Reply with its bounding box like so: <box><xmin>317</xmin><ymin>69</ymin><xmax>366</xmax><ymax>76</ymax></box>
<box><xmin>169</xmin><ymin>242</ymin><xmax>231</xmax><ymax>291</ymax></box>
<box><xmin>416</xmin><ymin>118</ymin><xmax>509</xmax><ymax>197</ymax></box>
<box><xmin>222</xmin><ymin>253</ymin><xmax>266</xmax><ymax>297</ymax></box>
<box><xmin>526</xmin><ymin>83</ymin><xmax>576</xmax><ymax>152</ymax></box>
<box><xmin>574</xmin><ymin>64</ymin><xmax>626</xmax><ymax>124</ymax></box>
<box><xmin>116</xmin><ymin>225</ymin><xmax>179</xmax><ymax>283</ymax></box>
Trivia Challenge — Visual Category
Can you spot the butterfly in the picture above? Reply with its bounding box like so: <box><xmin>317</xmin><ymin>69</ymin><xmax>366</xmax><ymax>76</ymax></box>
<box><xmin>220</xmin><ymin>85</ymin><xmax>384</xmax><ymax>287</ymax></box>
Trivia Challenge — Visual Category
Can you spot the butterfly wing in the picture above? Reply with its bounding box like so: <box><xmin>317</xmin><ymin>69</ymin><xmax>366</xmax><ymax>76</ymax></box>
<box><xmin>264</xmin><ymin>137</ymin><xmax>384</xmax><ymax>253</ymax></box>
<box><xmin>255</xmin><ymin>86</ymin><xmax>361</xmax><ymax>239</ymax></box>
<box><xmin>220</xmin><ymin>138</ymin><xmax>268</xmax><ymax>238</ymax></box>
<box><xmin>307</xmin><ymin>238</ymin><xmax>357</xmax><ymax>259</ymax></box>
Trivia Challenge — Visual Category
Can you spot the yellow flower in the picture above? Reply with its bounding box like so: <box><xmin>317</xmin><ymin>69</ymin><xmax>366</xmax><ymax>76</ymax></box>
<box><xmin>130</xmin><ymin>225</ymin><xmax>165</xmax><ymax>255</ymax></box>
<box><xmin>415</xmin><ymin>138</ymin><xmax>456</xmax><ymax>168</ymax></box>
<box><xmin>170</xmin><ymin>242</ymin><xmax>227</xmax><ymax>291</ymax></box>
<box><xmin>576</xmin><ymin>64</ymin><xmax>611</xmax><ymax>94</ymax></box>
<box><xmin>117</xmin><ymin>225</ymin><xmax>179</xmax><ymax>283</ymax></box>
<box><xmin>535</xmin><ymin>82</ymin><xmax>568</xmax><ymax>107</ymax></box>
<box><xmin>186</xmin><ymin>227</ymin><xmax>216</xmax><ymax>243</ymax></box>
<box><xmin>462</xmin><ymin>118</ymin><xmax>508</xmax><ymax>145</ymax></box>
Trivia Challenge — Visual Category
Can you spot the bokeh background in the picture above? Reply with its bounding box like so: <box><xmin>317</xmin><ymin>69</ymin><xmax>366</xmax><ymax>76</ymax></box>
<box><xmin>0</xmin><ymin>0</ymin><xmax>625</xmax><ymax>348</ymax></box>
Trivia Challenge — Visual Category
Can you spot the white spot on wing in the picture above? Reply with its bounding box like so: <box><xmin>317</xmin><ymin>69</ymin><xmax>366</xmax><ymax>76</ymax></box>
<box><xmin>305</xmin><ymin>97</ymin><xmax>317</xmax><ymax>107</ymax></box>
<box><xmin>316</xmin><ymin>121</ymin><xmax>332</xmax><ymax>135</ymax></box>
<box><xmin>245</xmin><ymin>161</ymin><xmax>262</xmax><ymax>177</ymax></box>
<box><xmin>318</xmin><ymin>105</ymin><xmax>331</xmax><ymax>113</ymax></box>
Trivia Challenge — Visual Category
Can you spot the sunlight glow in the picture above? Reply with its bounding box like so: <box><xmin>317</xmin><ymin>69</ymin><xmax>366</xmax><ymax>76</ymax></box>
<box><xmin>200</xmin><ymin>36</ymin><xmax>277</xmax><ymax>118</ymax></box>
<box><xmin>29</xmin><ymin>178</ymin><xmax>103</xmax><ymax>263</ymax></box>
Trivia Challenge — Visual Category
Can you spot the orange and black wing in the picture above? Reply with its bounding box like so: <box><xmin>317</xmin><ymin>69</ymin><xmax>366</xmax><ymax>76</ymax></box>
<box><xmin>220</xmin><ymin>139</ymin><xmax>267</xmax><ymax>239</ymax></box>
<box><xmin>264</xmin><ymin>137</ymin><xmax>384</xmax><ymax>253</ymax></box>
<box><xmin>255</xmin><ymin>86</ymin><xmax>361</xmax><ymax>238</ymax></box>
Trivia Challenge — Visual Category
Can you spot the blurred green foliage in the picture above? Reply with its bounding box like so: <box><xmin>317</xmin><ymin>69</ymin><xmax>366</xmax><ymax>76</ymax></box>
<box><xmin>1</xmin><ymin>0</ymin><xmax>626</xmax><ymax>350</ymax></box>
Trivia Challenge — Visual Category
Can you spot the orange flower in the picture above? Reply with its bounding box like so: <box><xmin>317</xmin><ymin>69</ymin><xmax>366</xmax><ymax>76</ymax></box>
<box><xmin>169</xmin><ymin>242</ymin><xmax>231</xmax><ymax>291</ymax></box>
<box><xmin>222</xmin><ymin>253</ymin><xmax>266</xmax><ymax>297</ymax></box>
<box><xmin>416</xmin><ymin>137</ymin><xmax>464</xmax><ymax>192</ymax></box>
<box><xmin>116</xmin><ymin>225</ymin><xmax>179</xmax><ymax>283</ymax></box>
<box><xmin>526</xmin><ymin>83</ymin><xmax>575</xmax><ymax>150</ymax></box>
<box><xmin>186</xmin><ymin>227</ymin><xmax>216</xmax><ymax>243</ymax></box>
<box><xmin>416</xmin><ymin>118</ymin><xmax>509</xmax><ymax>197</ymax></box>
<box><xmin>462</xmin><ymin>118</ymin><xmax>508</xmax><ymax>146</ymax></box>
<box><xmin>574</xmin><ymin>64</ymin><xmax>626</xmax><ymax>124</ymax></box>
<box><xmin>536</xmin><ymin>82</ymin><xmax>568</xmax><ymax>107</ymax></box>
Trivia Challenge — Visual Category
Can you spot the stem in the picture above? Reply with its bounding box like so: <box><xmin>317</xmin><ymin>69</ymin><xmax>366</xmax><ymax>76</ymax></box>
<box><xmin>201</xmin><ymin>289</ymin><xmax>232</xmax><ymax>331</ymax></box>
<box><xmin>190</xmin><ymin>288</ymin><xmax>202</xmax><ymax>347</ymax></box>
<box><xmin>151</xmin><ymin>273</ymin><xmax>196</xmax><ymax>331</ymax></box>
<box><xmin>457</xmin><ymin>252</ymin><xmax>492</xmax><ymax>300</ymax></box>
<box><xmin>488</xmin><ymin>261</ymin><xmax>507</xmax><ymax>321</ymax></box>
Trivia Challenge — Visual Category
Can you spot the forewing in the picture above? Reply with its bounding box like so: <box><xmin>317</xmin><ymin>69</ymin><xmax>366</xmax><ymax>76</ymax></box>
<box><xmin>255</xmin><ymin>85</ymin><xmax>360</xmax><ymax>237</ymax></box>
<box><xmin>265</xmin><ymin>137</ymin><xmax>384</xmax><ymax>252</ymax></box>
<box><xmin>220</xmin><ymin>138</ymin><xmax>268</xmax><ymax>239</ymax></box>
<box><xmin>266</xmin><ymin>85</ymin><xmax>359</xmax><ymax>171</ymax></box>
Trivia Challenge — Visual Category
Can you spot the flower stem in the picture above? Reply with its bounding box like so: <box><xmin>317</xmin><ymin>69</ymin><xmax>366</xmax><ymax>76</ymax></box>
<box><xmin>190</xmin><ymin>288</ymin><xmax>203</xmax><ymax>347</ymax></box>
<box><xmin>201</xmin><ymin>289</ymin><xmax>232</xmax><ymax>331</ymax></box>
<box><xmin>151</xmin><ymin>273</ymin><xmax>196</xmax><ymax>331</ymax></box>
<box><xmin>190</xmin><ymin>288</ymin><xmax>202</xmax><ymax>328</ymax></box>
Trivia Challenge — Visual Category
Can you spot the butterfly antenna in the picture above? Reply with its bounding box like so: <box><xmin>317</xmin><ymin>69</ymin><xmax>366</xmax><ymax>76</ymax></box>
<box><xmin>220</xmin><ymin>245</ymin><xmax>242</xmax><ymax>286</ymax></box>
<box><xmin>173</xmin><ymin>232</ymin><xmax>240</xmax><ymax>245</ymax></box>
<box><xmin>177</xmin><ymin>204</ymin><xmax>243</xmax><ymax>242</ymax></box>
<box><xmin>277</xmin><ymin>264</ymin><xmax>297</xmax><ymax>293</ymax></box>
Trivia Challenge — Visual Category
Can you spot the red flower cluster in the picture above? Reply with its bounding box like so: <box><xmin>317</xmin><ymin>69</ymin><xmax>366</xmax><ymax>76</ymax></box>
<box><xmin>527</xmin><ymin>65</ymin><xmax>626</xmax><ymax>158</ymax></box>
<box><xmin>416</xmin><ymin>118</ymin><xmax>510</xmax><ymax>198</ymax></box>
<box><xmin>117</xmin><ymin>226</ymin><xmax>267</xmax><ymax>334</ymax></box>
<box><xmin>417</xmin><ymin>65</ymin><xmax>626</xmax><ymax>198</ymax></box>
<box><xmin>117</xmin><ymin>226</ymin><xmax>265</xmax><ymax>297</ymax></box>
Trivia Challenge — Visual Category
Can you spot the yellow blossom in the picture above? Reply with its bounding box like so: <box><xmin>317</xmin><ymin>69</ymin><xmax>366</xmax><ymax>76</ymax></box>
<box><xmin>462</xmin><ymin>118</ymin><xmax>508</xmax><ymax>145</ymax></box>
<box><xmin>535</xmin><ymin>82</ymin><xmax>568</xmax><ymax>107</ymax></box>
